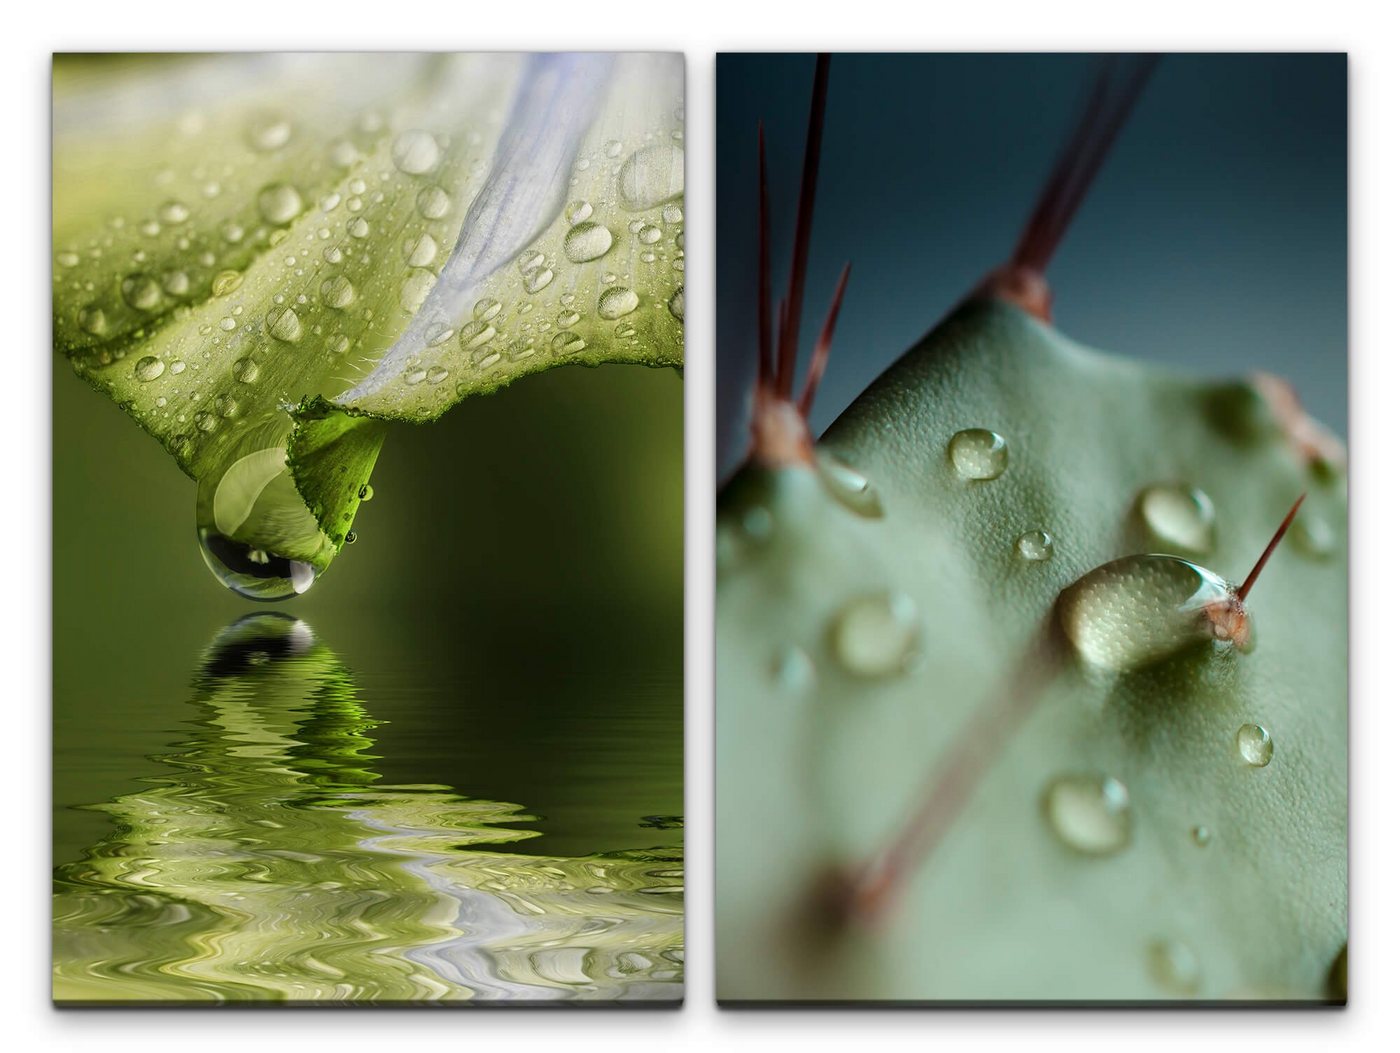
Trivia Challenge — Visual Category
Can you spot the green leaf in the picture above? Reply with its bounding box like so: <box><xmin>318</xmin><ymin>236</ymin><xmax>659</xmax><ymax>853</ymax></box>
<box><xmin>53</xmin><ymin>53</ymin><xmax>684</xmax><ymax>573</ymax></box>
<box><xmin>717</xmin><ymin>300</ymin><xmax>1346</xmax><ymax>1002</ymax></box>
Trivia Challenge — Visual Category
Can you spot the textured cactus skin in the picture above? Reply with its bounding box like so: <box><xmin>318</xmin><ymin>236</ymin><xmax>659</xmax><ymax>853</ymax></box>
<box><xmin>716</xmin><ymin>299</ymin><xmax>1346</xmax><ymax>1002</ymax></box>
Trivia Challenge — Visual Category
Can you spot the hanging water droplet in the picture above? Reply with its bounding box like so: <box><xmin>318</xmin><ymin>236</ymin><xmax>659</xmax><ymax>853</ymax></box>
<box><xmin>1016</xmin><ymin>529</ymin><xmax>1054</xmax><ymax>562</ymax></box>
<box><xmin>828</xmin><ymin>592</ymin><xmax>920</xmax><ymax>678</ymax></box>
<box><xmin>358</xmin><ymin>483</ymin><xmax>374</xmax><ymax>502</ymax></box>
<box><xmin>618</xmin><ymin>145</ymin><xmax>684</xmax><ymax>210</ymax></box>
<box><xmin>1191</xmin><ymin>824</ymin><xmax>1212</xmax><ymax>847</ymax></box>
<box><xmin>247</xmin><ymin>111</ymin><xmax>292</xmax><ymax>151</ymax></box>
<box><xmin>1138</xmin><ymin>483</ymin><xmax>1217</xmax><ymax>554</ymax></box>
<box><xmin>400</xmin><ymin>269</ymin><xmax>436</xmax><ymax>311</ymax></box>
<box><xmin>345</xmin><ymin>530</ymin><xmax>358</xmax><ymax>544</ymax></box>
<box><xmin>1058</xmin><ymin>555</ymin><xmax>1246</xmax><ymax>672</ymax></box>
<box><xmin>772</xmin><ymin>645</ymin><xmax>816</xmax><ymax>694</ymax></box>
<box><xmin>403</xmin><ymin>232</ymin><xmax>438</xmax><ymax>268</ymax></box>
<box><xmin>196</xmin><ymin>436</ymin><xmax>329</xmax><ymax>601</ymax></box>
<box><xmin>121</xmin><ymin>273</ymin><xmax>161</xmax><ymax>311</ymax></box>
<box><xmin>565</xmin><ymin>199</ymin><xmax>593</xmax><ymax>224</ymax></box>
<box><xmin>668</xmin><ymin>286</ymin><xmax>685</xmax><ymax>321</ymax></box>
<box><xmin>948</xmin><ymin>428</ymin><xmax>1008</xmax><ymax>480</ymax></box>
<box><xmin>320</xmin><ymin>274</ymin><xmax>355</xmax><ymax>309</ymax></box>
<box><xmin>133</xmin><ymin>356</ymin><xmax>165</xmax><ymax>383</ymax></box>
<box><xmin>563</xmin><ymin>221</ymin><xmax>614</xmax><ymax>262</ymax></box>
<box><xmin>391</xmin><ymin>129</ymin><xmax>441</xmax><ymax>175</ymax></box>
<box><xmin>211</xmin><ymin>270</ymin><xmax>243</xmax><ymax>297</ymax></box>
<box><xmin>257</xmin><ymin>183</ymin><xmax>304</xmax><ymax>225</ymax></box>
<box><xmin>598</xmin><ymin>286</ymin><xmax>639</xmax><ymax>320</ymax></box>
<box><xmin>416</xmin><ymin>184</ymin><xmax>451</xmax><ymax>219</ymax></box>
<box><xmin>1236</xmin><ymin>723</ymin><xmax>1274</xmax><ymax>767</ymax></box>
<box><xmin>1147</xmin><ymin>939</ymin><xmax>1201</xmax><ymax>995</ymax></box>
<box><xmin>814</xmin><ymin>449</ymin><xmax>883</xmax><ymax>518</ymax></box>
<box><xmin>1042</xmin><ymin>774</ymin><xmax>1132</xmax><ymax>856</ymax></box>
<box><xmin>551</xmin><ymin>331</ymin><xmax>587</xmax><ymax>355</ymax></box>
<box><xmin>265</xmin><ymin>306</ymin><xmax>302</xmax><ymax>343</ymax></box>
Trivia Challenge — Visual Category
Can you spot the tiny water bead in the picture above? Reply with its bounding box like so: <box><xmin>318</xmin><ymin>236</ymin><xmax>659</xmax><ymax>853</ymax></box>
<box><xmin>1058</xmin><ymin>555</ymin><xmax>1244</xmax><ymax>673</ymax></box>
<box><xmin>563</xmin><ymin>221</ymin><xmax>613</xmax><ymax>263</ymax></box>
<box><xmin>195</xmin><ymin>424</ymin><xmax>334</xmax><ymax>600</ymax></box>
<box><xmin>391</xmin><ymin>129</ymin><xmax>441</xmax><ymax>175</ymax></box>
<box><xmin>814</xmin><ymin>449</ymin><xmax>883</xmax><ymax>519</ymax></box>
<box><xmin>1147</xmin><ymin>939</ymin><xmax>1201</xmax><ymax>996</ymax></box>
<box><xmin>1138</xmin><ymin>482</ymin><xmax>1216</xmax><ymax>554</ymax></box>
<box><xmin>772</xmin><ymin>645</ymin><xmax>817</xmax><ymax>694</ymax></box>
<box><xmin>1191</xmin><ymin>824</ymin><xmax>1212</xmax><ymax>847</ymax></box>
<box><xmin>947</xmin><ymin>428</ymin><xmax>1008</xmax><ymax>481</ymax></box>
<box><xmin>1041</xmin><ymin>774</ymin><xmax>1132</xmax><ymax>856</ymax></box>
<box><xmin>1016</xmin><ymin>529</ymin><xmax>1054</xmax><ymax>562</ymax></box>
<box><xmin>597</xmin><ymin>286</ymin><xmax>639</xmax><ymax>320</ymax></box>
<box><xmin>1236</xmin><ymin>723</ymin><xmax>1274</xmax><ymax>767</ymax></box>
<box><xmin>133</xmin><ymin>356</ymin><xmax>165</xmax><ymax>383</ymax></box>
<box><xmin>618</xmin><ymin>144</ymin><xmax>684</xmax><ymax>210</ymax></box>
<box><xmin>828</xmin><ymin>592</ymin><xmax>920</xmax><ymax>678</ymax></box>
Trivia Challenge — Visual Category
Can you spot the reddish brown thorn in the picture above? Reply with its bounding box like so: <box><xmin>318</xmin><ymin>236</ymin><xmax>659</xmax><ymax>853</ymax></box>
<box><xmin>796</xmin><ymin>262</ymin><xmax>851</xmax><ymax>418</ymax></box>
<box><xmin>978</xmin><ymin>55</ymin><xmax>1157</xmax><ymax>322</ymax></box>
<box><xmin>775</xmin><ymin>53</ymin><xmax>832</xmax><ymax>399</ymax></box>
<box><xmin>1237</xmin><ymin>494</ymin><xmax>1305</xmax><ymax>602</ymax></box>
<box><xmin>1250</xmin><ymin>372</ymin><xmax>1347</xmax><ymax>471</ymax></box>
<box><xmin>757</xmin><ymin>123</ymin><xmax>773</xmax><ymax>390</ymax></box>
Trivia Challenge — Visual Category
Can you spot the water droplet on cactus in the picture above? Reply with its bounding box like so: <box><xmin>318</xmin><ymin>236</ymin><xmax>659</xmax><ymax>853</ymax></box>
<box><xmin>1290</xmin><ymin>513</ymin><xmax>1336</xmax><ymax>559</ymax></box>
<box><xmin>1236</xmin><ymin>723</ymin><xmax>1274</xmax><ymax>767</ymax></box>
<box><xmin>947</xmin><ymin>428</ymin><xmax>1008</xmax><ymax>480</ymax></box>
<box><xmin>1191</xmin><ymin>824</ymin><xmax>1212</xmax><ymax>846</ymax></box>
<box><xmin>773</xmin><ymin>645</ymin><xmax>816</xmax><ymax>694</ymax></box>
<box><xmin>563</xmin><ymin>221</ymin><xmax>613</xmax><ymax>262</ymax></box>
<box><xmin>1138</xmin><ymin>482</ymin><xmax>1216</xmax><ymax>553</ymax></box>
<box><xmin>828</xmin><ymin>592</ymin><xmax>920</xmax><ymax>678</ymax></box>
<box><xmin>1016</xmin><ymin>529</ymin><xmax>1054</xmax><ymax>562</ymax></box>
<box><xmin>1147</xmin><ymin>939</ymin><xmax>1201</xmax><ymax>995</ymax></box>
<box><xmin>1058</xmin><ymin>555</ymin><xmax>1244</xmax><ymax>672</ymax></box>
<box><xmin>1042</xmin><ymin>774</ymin><xmax>1131</xmax><ymax>856</ymax></box>
<box><xmin>194</xmin><ymin>427</ymin><xmax>333</xmax><ymax>600</ymax></box>
<box><xmin>814</xmin><ymin>449</ymin><xmax>883</xmax><ymax>518</ymax></box>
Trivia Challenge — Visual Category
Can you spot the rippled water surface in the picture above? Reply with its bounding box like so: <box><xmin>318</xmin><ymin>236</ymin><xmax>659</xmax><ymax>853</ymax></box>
<box><xmin>53</xmin><ymin>614</ymin><xmax>683</xmax><ymax>1004</ymax></box>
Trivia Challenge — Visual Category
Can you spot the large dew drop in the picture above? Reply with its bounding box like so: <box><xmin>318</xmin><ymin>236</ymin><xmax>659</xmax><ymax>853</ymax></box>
<box><xmin>1138</xmin><ymin>482</ymin><xmax>1216</xmax><ymax>553</ymax></box>
<box><xmin>828</xmin><ymin>592</ymin><xmax>920</xmax><ymax>678</ymax></box>
<box><xmin>618</xmin><ymin>145</ymin><xmax>684</xmax><ymax>211</ymax></box>
<box><xmin>1042</xmin><ymin>773</ymin><xmax>1132</xmax><ymax>855</ymax></box>
<box><xmin>1057</xmin><ymin>555</ymin><xmax>1241</xmax><ymax>672</ymax></box>
<box><xmin>947</xmin><ymin>428</ymin><xmax>1008</xmax><ymax>480</ymax></box>
<box><xmin>195</xmin><ymin>422</ymin><xmax>335</xmax><ymax>601</ymax></box>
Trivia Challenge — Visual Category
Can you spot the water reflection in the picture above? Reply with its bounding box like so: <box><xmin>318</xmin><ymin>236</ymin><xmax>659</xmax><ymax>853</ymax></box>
<box><xmin>53</xmin><ymin>615</ymin><xmax>683</xmax><ymax>1004</ymax></box>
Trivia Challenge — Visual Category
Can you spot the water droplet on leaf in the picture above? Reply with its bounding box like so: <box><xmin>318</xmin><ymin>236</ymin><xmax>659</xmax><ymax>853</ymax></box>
<box><xmin>564</xmin><ymin>221</ymin><xmax>614</xmax><ymax>262</ymax></box>
<box><xmin>618</xmin><ymin>145</ymin><xmax>684</xmax><ymax>210</ymax></box>
<box><xmin>1042</xmin><ymin>774</ymin><xmax>1132</xmax><ymax>855</ymax></box>
<box><xmin>133</xmin><ymin>356</ymin><xmax>165</xmax><ymax>383</ymax></box>
<box><xmin>391</xmin><ymin>129</ymin><xmax>441</xmax><ymax>175</ymax></box>
<box><xmin>257</xmin><ymin>183</ymin><xmax>304</xmax><ymax>225</ymax></box>
<box><xmin>597</xmin><ymin>286</ymin><xmax>639</xmax><ymax>320</ymax></box>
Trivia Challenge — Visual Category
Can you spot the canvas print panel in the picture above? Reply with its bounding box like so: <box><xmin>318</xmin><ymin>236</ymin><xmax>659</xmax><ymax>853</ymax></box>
<box><xmin>53</xmin><ymin>51</ymin><xmax>684</xmax><ymax>1005</ymax></box>
<box><xmin>715</xmin><ymin>52</ymin><xmax>1345</xmax><ymax>1004</ymax></box>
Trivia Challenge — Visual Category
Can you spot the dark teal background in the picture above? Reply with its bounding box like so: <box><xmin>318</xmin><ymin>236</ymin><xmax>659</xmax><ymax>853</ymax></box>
<box><xmin>717</xmin><ymin>53</ymin><xmax>1347</xmax><ymax>475</ymax></box>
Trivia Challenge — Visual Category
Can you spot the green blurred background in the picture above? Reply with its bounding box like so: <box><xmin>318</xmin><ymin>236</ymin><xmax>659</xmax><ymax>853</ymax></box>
<box><xmin>53</xmin><ymin>358</ymin><xmax>684</xmax><ymax>865</ymax></box>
